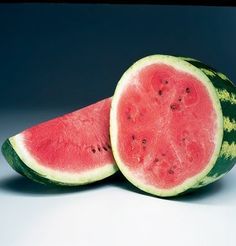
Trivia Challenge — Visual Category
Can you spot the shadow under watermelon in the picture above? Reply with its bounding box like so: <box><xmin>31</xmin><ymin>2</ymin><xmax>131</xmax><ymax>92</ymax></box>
<box><xmin>0</xmin><ymin>171</ymin><xmax>234</xmax><ymax>206</ymax></box>
<box><xmin>0</xmin><ymin>173</ymin><xmax>119</xmax><ymax>197</ymax></box>
<box><xmin>111</xmin><ymin>172</ymin><xmax>235</xmax><ymax>206</ymax></box>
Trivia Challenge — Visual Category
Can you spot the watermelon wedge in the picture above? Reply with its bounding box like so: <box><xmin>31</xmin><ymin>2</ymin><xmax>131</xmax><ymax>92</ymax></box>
<box><xmin>2</xmin><ymin>98</ymin><xmax>118</xmax><ymax>185</ymax></box>
<box><xmin>110</xmin><ymin>55</ymin><xmax>236</xmax><ymax>197</ymax></box>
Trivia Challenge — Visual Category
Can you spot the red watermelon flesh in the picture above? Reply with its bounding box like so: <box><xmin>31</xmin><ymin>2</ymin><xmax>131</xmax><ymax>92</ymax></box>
<box><xmin>117</xmin><ymin>64</ymin><xmax>217</xmax><ymax>189</ymax></box>
<box><xmin>23</xmin><ymin>98</ymin><xmax>114</xmax><ymax>172</ymax></box>
<box><xmin>2</xmin><ymin>98</ymin><xmax>117</xmax><ymax>185</ymax></box>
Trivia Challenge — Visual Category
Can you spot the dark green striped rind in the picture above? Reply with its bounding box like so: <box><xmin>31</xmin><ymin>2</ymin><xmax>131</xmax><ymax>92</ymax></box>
<box><xmin>1</xmin><ymin>139</ymin><xmax>74</xmax><ymax>186</ymax></box>
<box><xmin>181</xmin><ymin>57</ymin><xmax>236</xmax><ymax>188</ymax></box>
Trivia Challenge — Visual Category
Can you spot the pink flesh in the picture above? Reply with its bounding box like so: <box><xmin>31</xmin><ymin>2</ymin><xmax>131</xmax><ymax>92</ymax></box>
<box><xmin>23</xmin><ymin>98</ymin><xmax>114</xmax><ymax>173</ymax></box>
<box><xmin>117</xmin><ymin>64</ymin><xmax>217</xmax><ymax>189</ymax></box>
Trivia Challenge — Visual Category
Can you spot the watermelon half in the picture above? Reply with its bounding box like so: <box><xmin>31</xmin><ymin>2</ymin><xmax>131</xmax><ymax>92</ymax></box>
<box><xmin>110</xmin><ymin>55</ymin><xmax>236</xmax><ymax>197</ymax></box>
<box><xmin>2</xmin><ymin>98</ymin><xmax>118</xmax><ymax>185</ymax></box>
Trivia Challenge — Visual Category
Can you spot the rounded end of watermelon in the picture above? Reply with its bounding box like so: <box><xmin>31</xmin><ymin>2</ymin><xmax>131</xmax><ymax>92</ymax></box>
<box><xmin>110</xmin><ymin>55</ymin><xmax>223</xmax><ymax>197</ymax></box>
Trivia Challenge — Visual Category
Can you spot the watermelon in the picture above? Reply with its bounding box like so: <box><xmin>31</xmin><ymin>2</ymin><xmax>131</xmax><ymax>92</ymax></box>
<box><xmin>2</xmin><ymin>98</ymin><xmax>118</xmax><ymax>185</ymax></box>
<box><xmin>110</xmin><ymin>55</ymin><xmax>236</xmax><ymax>197</ymax></box>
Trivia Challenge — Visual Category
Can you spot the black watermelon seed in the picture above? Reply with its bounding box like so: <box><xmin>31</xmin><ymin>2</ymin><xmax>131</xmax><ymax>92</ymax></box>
<box><xmin>186</xmin><ymin>87</ymin><xmax>191</xmax><ymax>93</ymax></box>
<box><xmin>142</xmin><ymin>139</ymin><xmax>147</xmax><ymax>144</ymax></box>
<box><xmin>103</xmin><ymin>146</ymin><xmax>108</xmax><ymax>151</ymax></box>
<box><xmin>170</xmin><ymin>103</ymin><xmax>179</xmax><ymax>111</ymax></box>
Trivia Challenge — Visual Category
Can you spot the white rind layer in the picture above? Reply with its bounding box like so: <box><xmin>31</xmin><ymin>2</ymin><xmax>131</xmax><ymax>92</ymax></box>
<box><xmin>9</xmin><ymin>134</ymin><xmax>118</xmax><ymax>185</ymax></box>
<box><xmin>110</xmin><ymin>55</ymin><xmax>223</xmax><ymax>197</ymax></box>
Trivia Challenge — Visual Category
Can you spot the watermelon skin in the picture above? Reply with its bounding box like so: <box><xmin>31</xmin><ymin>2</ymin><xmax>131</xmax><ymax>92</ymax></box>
<box><xmin>2</xmin><ymin>139</ymin><xmax>64</xmax><ymax>185</ymax></box>
<box><xmin>2</xmin><ymin>139</ymin><xmax>118</xmax><ymax>186</ymax></box>
<box><xmin>181</xmin><ymin>57</ymin><xmax>236</xmax><ymax>188</ymax></box>
<box><xmin>1</xmin><ymin>98</ymin><xmax>118</xmax><ymax>186</ymax></box>
<box><xmin>110</xmin><ymin>55</ymin><xmax>236</xmax><ymax>197</ymax></box>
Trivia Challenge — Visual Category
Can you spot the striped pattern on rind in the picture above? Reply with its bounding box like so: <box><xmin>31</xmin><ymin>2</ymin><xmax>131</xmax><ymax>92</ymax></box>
<box><xmin>181</xmin><ymin>57</ymin><xmax>236</xmax><ymax>188</ymax></box>
<box><xmin>1</xmin><ymin>139</ymin><xmax>118</xmax><ymax>186</ymax></box>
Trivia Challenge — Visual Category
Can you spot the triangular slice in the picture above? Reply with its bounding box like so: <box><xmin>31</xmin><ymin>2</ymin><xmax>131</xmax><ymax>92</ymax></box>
<box><xmin>110</xmin><ymin>55</ymin><xmax>236</xmax><ymax>197</ymax></box>
<box><xmin>2</xmin><ymin>98</ymin><xmax>118</xmax><ymax>185</ymax></box>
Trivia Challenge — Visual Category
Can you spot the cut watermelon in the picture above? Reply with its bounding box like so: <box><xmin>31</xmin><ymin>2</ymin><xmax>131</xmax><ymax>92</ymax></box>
<box><xmin>2</xmin><ymin>98</ymin><xmax>118</xmax><ymax>185</ymax></box>
<box><xmin>110</xmin><ymin>55</ymin><xmax>236</xmax><ymax>197</ymax></box>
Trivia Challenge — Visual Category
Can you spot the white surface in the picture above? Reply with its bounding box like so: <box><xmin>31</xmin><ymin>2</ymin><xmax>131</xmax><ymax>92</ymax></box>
<box><xmin>0</xmin><ymin>110</ymin><xmax>236</xmax><ymax>246</ymax></box>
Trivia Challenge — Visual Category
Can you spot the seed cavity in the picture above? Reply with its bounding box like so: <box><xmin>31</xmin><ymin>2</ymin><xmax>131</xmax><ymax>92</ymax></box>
<box><xmin>132</xmin><ymin>135</ymin><xmax>135</xmax><ymax>140</ymax></box>
<box><xmin>189</xmin><ymin>157</ymin><xmax>193</xmax><ymax>162</ymax></box>
<box><xmin>98</xmin><ymin>146</ymin><xmax>101</xmax><ymax>152</ymax></box>
<box><xmin>107</xmin><ymin>144</ymin><xmax>111</xmax><ymax>149</ymax></box>
<box><xmin>158</xmin><ymin>90</ymin><xmax>162</xmax><ymax>96</ymax></box>
<box><xmin>168</xmin><ymin>169</ymin><xmax>174</xmax><ymax>174</ymax></box>
<box><xmin>137</xmin><ymin>157</ymin><xmax>143</xmax><ymax>163</ymax></box>
<box><xmin>154</xmin><ymin>158</ymin><xmax>159</xmax><ymax>163</ymax></box>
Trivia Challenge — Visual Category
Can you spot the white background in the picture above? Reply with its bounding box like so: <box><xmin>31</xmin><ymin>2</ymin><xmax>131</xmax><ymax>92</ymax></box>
<box><xmin>0</xmin><ymin>110</ymin><xmax>236</xmax><ymax>246</ymax></box>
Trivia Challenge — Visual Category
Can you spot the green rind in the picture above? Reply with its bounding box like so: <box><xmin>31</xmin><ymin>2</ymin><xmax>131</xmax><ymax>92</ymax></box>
<box><xmin>2</xmin><ymin>139</ymin><xmax>59</xmax><ymax>185</ymax></box>
<box><xmin>1</xmin><ymin>139</ymin><xmax>117</xmax><ymax>186</ymax></box>
<box><xmin>181</xmin><ymin>57</ymin><xmax>236</xmax><ymax>188</ymax></box>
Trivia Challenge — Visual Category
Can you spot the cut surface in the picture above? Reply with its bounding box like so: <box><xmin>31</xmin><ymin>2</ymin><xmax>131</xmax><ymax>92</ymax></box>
<box><xmin>110</xmin><ymin>55</ymin><xmax>222</xmax><ymax>196</ymax></box>
<box><xmin>5</xmin><ymin>98</ymin><xmax>117</xmax><ymax>185</ymax></box>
